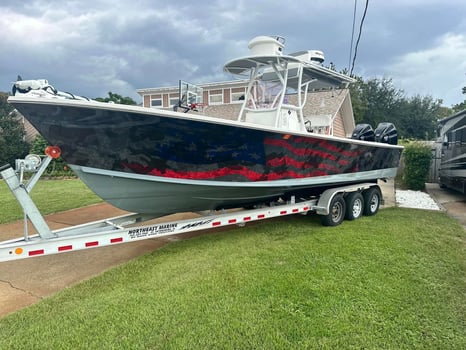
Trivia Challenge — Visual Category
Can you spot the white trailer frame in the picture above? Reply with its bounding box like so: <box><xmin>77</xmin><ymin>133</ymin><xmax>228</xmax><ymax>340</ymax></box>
<box><xmin>0</xmin><ymin>155</ymin><xmax>382</xmax><ymax>262</ymax></box>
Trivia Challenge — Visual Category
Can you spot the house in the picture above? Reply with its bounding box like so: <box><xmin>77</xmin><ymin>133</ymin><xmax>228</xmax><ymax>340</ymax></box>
<box><xmin>136</xmin><ymin>79</ymin><xmax>355</xmax><ymax>138</ymax></box>
<box><xmin>20</xmin><ymin>116</ymin><xmax>40</xmax><ymax>144</ymax></box>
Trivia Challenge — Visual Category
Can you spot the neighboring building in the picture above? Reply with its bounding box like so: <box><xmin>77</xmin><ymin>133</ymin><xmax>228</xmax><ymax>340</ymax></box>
<box><xmin>136</xmin><ymin>79</ymin><xmax>355</xmax><ymax>138</ymax></box>
<box><xmin>20</xmin><ymin>116</ymin><xmax>40</xmax><ymax>144</ymax></box>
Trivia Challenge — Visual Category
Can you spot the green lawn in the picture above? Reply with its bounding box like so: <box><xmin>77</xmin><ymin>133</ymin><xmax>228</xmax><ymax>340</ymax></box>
<box><xmin>0</xmin><ymin>179</ymin><xmax>102</xmax><ymax>224</ymax></box>
<box><xmin>0</xmin><ymin>206</ymin><xmax>465</xmax><ymax>349</ymax></box>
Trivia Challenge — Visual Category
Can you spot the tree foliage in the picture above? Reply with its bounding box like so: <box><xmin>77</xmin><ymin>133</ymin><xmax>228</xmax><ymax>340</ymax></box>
<box><xmin>453</xmin><ymin>85</ymin><xmax>466</xmax><ymax>113</ymax></box>
<box><xmin>396</xmin><ymin>95</ymin><xmax>442</xmax><ymax>139</ymax></box>
<box><xmin>402</xmin><ymin>142</ymin><xmax>432</xmax><ymax>190</ymax></box>
<box><xmin>0</xmin><ymin>92</ymin><xmax>29</xmax><ymax>166</ymax></box>
<box><xmin>94</xmin><ymin>92</ymin><xmax>137</xmax><ymax>105</ymax></box>
<box><xmin>451</xmin><ymin>100</ymin><xmax>466</xmax><ymax>114</ymax></box>
<box><xmin>349</xmin><ymin>76</ymin><xmax>445</xmax><ymax>140</ymax></box>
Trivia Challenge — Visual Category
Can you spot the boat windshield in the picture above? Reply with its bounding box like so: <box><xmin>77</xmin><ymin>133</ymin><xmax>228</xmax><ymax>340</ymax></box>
<box><xmin>249</xmin><ymin>78</ymin><xmax>284</xmax><ymax>110</ymax></box>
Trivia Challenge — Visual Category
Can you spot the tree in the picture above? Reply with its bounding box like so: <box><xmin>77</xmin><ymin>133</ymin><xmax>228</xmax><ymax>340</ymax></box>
<box><xmin>348</xmin><ymin>75</ymin><xmax>369</xmax><ymax>125</ymax></box>
<box><xmin>349</xmin><ymin>76</ymin><xmax>443</xmax><ymax>139</ymax></box>
<box><xmin>451</xmin><ymin>100</ymin><xmax>466</xmax><ymax>114</ymax></box>
<box><xmin>457</xmin><ymin>85</ymin><xmax>466</xmax><ymax>110</ymax></box>
<box><xmin>446</xmin><ymin>84</ymin><xmax>466</xmax><ymax>114</ymax></box>
<box><xmin>396</xmin><ymin>95</ymin><xmax>442</xmax><ymax>140</ymax></box>
<box><xmin>0</xmin><ymin>92</ymin><xmax>29</xmax><ymax>166</ymax></box>
<box><xmin>94</xmin><ymin>92</ymin><xmax>137</xmax><ymax>105</ymax></box>
<box><xmin>350</xmin><ymin>77</ymin><xmax>404</xmax><ymax>127</ymax></box>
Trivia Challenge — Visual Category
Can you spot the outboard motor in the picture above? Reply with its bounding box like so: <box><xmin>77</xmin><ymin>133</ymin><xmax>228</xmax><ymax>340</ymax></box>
<box><xmin>351</xmin><ymin>124</ymin><xmax>375</xmax><ymax>141</ymax></box>
<box><xmin>374</xmin><ymin>122</ymin><xmax>398</xmax><ymax>145</ymax></box>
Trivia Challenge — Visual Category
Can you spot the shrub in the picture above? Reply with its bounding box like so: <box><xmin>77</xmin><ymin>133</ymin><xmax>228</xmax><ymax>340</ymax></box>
<box><xmin>402</xmin><ymin>142</ymin><xmax>432</xmax><ymax>190</ymax></box>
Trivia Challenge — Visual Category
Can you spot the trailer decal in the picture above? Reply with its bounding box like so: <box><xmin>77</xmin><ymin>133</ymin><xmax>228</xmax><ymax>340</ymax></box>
<box><xmin>179</xmin><ymin>219</ymin><xmax>214</xmax><ymax>230</ymax></box>
<box><xmin>128</xmin><ymin>223</ymin><xmax>179</xmax><ymax>239</ymax></box>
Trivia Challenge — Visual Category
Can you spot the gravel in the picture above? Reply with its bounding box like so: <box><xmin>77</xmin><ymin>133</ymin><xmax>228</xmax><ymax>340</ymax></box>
<box><xmin>395</xmin><ymin>190</ymin><xmax>441</xmax><ymax>210</ymax></box>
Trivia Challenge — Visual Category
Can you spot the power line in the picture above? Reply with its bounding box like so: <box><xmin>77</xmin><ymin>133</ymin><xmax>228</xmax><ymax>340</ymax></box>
<box><xmin>350</xmin><ymin>0</ymin><xmax>369</xmax><ymax>76</ymax></box>
<box><xmin>348</xmin><ymin>0</ymin><xmax>358</xmax><ymax>73</ymax></box>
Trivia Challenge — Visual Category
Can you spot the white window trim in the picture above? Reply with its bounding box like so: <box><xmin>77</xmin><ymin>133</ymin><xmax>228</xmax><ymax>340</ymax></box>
<box><xmin>209</xmin><ymin>90</ymin><xmax>223</xmax><ymax>105</ymax></box>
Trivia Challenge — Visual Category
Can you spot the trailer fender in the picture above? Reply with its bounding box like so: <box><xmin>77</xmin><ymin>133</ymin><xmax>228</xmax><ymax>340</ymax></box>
<box><xmin>314</xmin><ymin>183</ymin><xmax>380</xmax><ymax>216</ymax></box>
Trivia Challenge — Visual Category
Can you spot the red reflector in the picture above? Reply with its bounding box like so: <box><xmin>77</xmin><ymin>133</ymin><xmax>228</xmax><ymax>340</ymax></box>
<box><xmin>243</xmin><ymin>216</ymin><xmax>251</xmax><ymax>221</ymax></box>
<box><xmin>29</xmin><ymin>249</ymin><xmax>44</xmax><ymax>256</ymax></box>
<box><xmin>280</xmin><ymin>211</ymin><xmax>287</xmax><ymax>215</ymax></box>
<box><xmin>212</xmin><ymin>221</ymin><xmax>221</xmax><ymax>226</ymax></box>
<box><xmin>292</xmin><ymin>209</ymin><xmax>299</xmax><ymax>213</ymax></box>
<box><xmin>303</xmin><ymin>206</ymin><xmax>309</xmax><ymax>211</ymax></box>
<box><xmin>257</xmin><ymin>214</ymin><xmax>265</xmax><ymax>219</ymax></box>
<box><xmin>58</xmin><ymin>245</ymin><xmax>73</xmax><ymax>251</ymax></box>
<box><xmin>44</xmin><ymin>146</ymin><xmax>61</xmax><ymax>159</ymax></box>
<box><xmin>85</xmin><ymin>241</ymin><xmax>99</xmax><ymax>247</ymax></box>
<box><xmin>228</xmin><ymin>219</ymin><xmax>237</xmax><ymax>224</ymax></box>
<box><xmin>111</xmin><ymin>237</ymin><xmax>123</xmax><ymax>243</ymax></box>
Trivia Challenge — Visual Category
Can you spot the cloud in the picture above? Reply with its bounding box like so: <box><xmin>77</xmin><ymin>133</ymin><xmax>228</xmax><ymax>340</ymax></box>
<box><xmin>386</xmin><ymin>33</ymin><xmax>466</xmax><ymax>106</ymax></box>
<box><xmin>1</xmin><ymin>0</ymin><xmax>466</xmax><ymax>107</ymax></box>
<box><xmin>0</xmin><ymin>1</ymin><xmax>357</xmax><ymax>96</ymax></box>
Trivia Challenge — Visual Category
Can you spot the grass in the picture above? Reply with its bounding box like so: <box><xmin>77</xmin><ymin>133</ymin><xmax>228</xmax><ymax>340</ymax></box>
<box><xmin>0</xmin><ymin>206</ymin><xmax>465</xmax><ymax>349</ymax></box>
<box><xmin>0</xmin><ymin>179</ymin><xmax>102</xmax><ymax>224</ymax></box>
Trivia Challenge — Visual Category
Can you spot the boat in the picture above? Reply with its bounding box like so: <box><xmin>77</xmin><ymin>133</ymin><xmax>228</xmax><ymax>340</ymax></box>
<box><xmin>8</xmin><ymin>35</ymin><xmax>403</xmax><ymax>216</ymax></box>
<box><xmin>437</xmin><ymin>109</ymin><xmax>466</xmax><ymax>194</ymax></box>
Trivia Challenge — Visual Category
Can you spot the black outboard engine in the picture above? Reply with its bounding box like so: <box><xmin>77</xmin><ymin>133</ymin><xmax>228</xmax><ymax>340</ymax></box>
<box><xmin>351</xmin><ymin>124</ymin><xmax>375</xmax><ymax>141</ymax></box>
<box><xmin>374</xmin><ymin>122</ymin><xmax>398</xmax><ymax>145</ymax></box>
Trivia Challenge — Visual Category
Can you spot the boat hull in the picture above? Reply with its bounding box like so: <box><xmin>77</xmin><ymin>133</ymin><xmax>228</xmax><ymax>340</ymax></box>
<box><xmin>9</xmin><ymin>97</ymin><xmax>402</xmax><ymax>215</ymax></box>
<box><xmin>71</xmin><ymin>165</ymin><xmax>397</xmax><ymax>214</ymax></box>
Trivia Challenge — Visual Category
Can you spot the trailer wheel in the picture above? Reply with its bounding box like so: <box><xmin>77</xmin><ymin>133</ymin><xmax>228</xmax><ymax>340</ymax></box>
<box><xmin>321</xmin><ymin>194</ymin><xmax>346</xmax><ymax>226</ymax></box>
<box><xmin>345</xmin><ymin>192</ymin><xmax>364</xmax><ymax>220</ymax></box>
<box><xmin>363</xmin><ymin>186</ymin><xmax>382</xmax><ymax>216</ymax></box>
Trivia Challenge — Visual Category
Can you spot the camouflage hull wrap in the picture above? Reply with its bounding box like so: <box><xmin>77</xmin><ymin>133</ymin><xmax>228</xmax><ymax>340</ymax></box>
<box><xmin>9</xmin><ymin>98</ymin><xmax>402</xmax><ymax>215</ymax></box>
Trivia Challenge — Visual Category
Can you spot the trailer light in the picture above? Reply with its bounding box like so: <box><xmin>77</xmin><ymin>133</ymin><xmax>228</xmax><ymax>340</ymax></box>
<box><xmin>45</xmin><ymin>146</ymin><xmax>61</xmax><ymax>159</ymax></box>
<box><xmin>15</xmin><ymin>247</ymin><xmax>23</xmax><ymax>255</ymax></box>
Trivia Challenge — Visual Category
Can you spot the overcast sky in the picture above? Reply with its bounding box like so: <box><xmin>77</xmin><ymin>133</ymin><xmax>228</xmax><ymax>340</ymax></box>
<box><xmin>1</xmin><ymin>0</ymin><xmax>465</xmax><ymax>107</ymax></box>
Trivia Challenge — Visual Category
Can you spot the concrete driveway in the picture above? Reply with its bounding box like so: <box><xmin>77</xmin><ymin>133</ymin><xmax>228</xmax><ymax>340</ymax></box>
<box><xmin>426</xmin><ymin>183</ymin><xmax>466</xmax><ymax>229</ymax></box>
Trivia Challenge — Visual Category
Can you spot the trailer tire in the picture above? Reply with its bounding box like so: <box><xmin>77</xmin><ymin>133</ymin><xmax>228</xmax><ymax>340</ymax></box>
<box><xmin>321</xmin><ymin>194</ymin><xmax>346</xmax><ymax>226</ymax></box>
<box><xmin>345</xmin><ymin>192</ymin><xmax>364</xmax><ymax>220</ymax></box>
<box><xmin>363</xmin><ymin>186</ymin><xmax>382</xmax><ymax>216</ymax></box>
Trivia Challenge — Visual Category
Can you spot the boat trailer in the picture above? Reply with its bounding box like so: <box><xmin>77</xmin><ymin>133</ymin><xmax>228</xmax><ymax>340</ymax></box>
<box><xmin>0</xmin><ymin>151</ymin><xmax>383</xmax><ymax>262</ymax></box>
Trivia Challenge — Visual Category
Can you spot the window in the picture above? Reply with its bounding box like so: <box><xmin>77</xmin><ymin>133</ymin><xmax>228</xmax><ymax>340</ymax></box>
<box><xmin>209</xmin><ymin>89</ymin><xmax>223</xmax><ymax>105</ymax></box>
<box><xmin>231</xmin><ymin>88</ymin><xmax>246</xmax><ymax>103</ymax></box>
<box><xmin>170</xmin><ymin>98</ymin><xmax>180</xmax><ymax>107</ymax></box>
<box><xmin>151</xmin><ymin>99</ymin><xmax>162</xmax><ymax>108</ymax></box>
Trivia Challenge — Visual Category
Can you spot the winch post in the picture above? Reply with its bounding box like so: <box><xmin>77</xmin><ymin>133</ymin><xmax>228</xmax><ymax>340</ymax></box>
<box><xmin>0</xmin><ymin>163</ymin><xmax>55</xmax><ymax>239</ymax></box>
